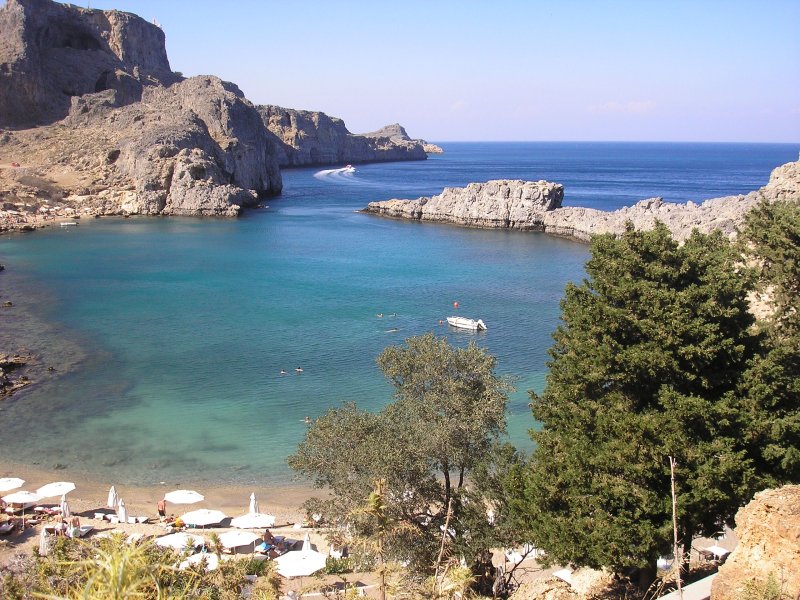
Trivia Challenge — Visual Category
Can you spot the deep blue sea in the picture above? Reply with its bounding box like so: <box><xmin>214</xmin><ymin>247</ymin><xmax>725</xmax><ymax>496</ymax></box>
<box><xmin>0</xmin><ymin>142</ymin><xmax>796</xmax><ymax>486</ymax></box>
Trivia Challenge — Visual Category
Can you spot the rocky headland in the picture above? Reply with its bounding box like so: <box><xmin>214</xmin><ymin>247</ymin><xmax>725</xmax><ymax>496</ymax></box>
<box><xmin>0</xmin><ymin>0</ymin><xmax>431</xmax><ymax>227</ymax></box>
<box><xmin>261</xmin><ymin>111</ymin><xmax>440</xmax><ymax>167</ymax></box>
<box><xmin>362</xmin><ymin>160</ymin><xmax>800</xmax><ymax>242</ymax></box>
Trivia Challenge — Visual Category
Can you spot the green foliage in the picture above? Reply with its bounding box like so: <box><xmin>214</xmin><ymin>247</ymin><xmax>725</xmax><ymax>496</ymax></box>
<box><xmin>288</xmin><ymin>333</ymin><xmax>513</xmax><ymax>570</ymax></box>
<box><xmin>737</xmin><ymin>572</ymin><xmax>789</xmax><ymax>600</ymax></box>
<box><xmin>517</xmin><ymin>223</ymin><xmax>760</xmax><ymax>573</ymax></box>
<box><xmin>739</xmin><ymin>199</ymin><xmax>800</xmax><ymax>484</ymax></box>
<box><xmin>323</xmin><ymin>557</ymin><xmax>354</xmax><ymax>575</ymax></box>
<box><xmin>0</xmin><ymin>534</ymin><xmax>281</xmax><ymax>600</ymax></box>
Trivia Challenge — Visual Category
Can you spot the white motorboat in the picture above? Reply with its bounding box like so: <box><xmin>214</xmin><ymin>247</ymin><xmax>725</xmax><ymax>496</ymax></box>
<box><xmin>446</xmin><ymin>316</ymin><xmax>487</xmax><ymax>331</ymax></box>
<box><xmin>343</xmin><ymin>164</ymin><xmax>356</xmax><ymax>173</ymax></box>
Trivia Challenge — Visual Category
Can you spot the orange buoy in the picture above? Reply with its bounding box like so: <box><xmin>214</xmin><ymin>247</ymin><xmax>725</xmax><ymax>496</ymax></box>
<box><xmin>453</xmin><ymin>301</ymin><xmax>459</xmax><ymax>308</ymax></box>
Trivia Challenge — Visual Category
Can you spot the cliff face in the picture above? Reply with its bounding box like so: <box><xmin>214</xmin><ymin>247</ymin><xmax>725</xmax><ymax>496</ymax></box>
<box><xmin>711</xmin><ymin>486</ymin><xmax>800</xmax><ymax>600</ymax></box>
<box><xmin>362</xmin><ymin>160</ymin><xmax>800</xmax><ymax>241</ymax></box>
<box><xmin>259</xmin><ymin>106</ymin><xmax>429</xmax><ymax>167</ymax></box>
<box><xmin>0</xmin><ymin>0</ymin><xmax>175</xmax><ymax>127</ymax></box>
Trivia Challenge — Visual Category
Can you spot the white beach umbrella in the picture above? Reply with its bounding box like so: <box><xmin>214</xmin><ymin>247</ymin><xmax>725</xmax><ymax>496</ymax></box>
<box><xmin>117</xmin><ymin>498</ymin><xmax>128</xmax><ymax>524</ymax></box>
<box><xmin>2</xmin><ymin>490</ymin><xmax>42</xmax><ymax>524</ymax></box>
<box><xmin>218</xmin><ymin>530</ymin><xmax>259</xmax><ymax>551</ymax></box>
<box><xmin>248</xmin><ymin>492</ymin><xmax>259</xmax><ymax>514</ymax></box>
<box><xmin>155</xmin><ymin>532</ymin><xmax>206</xmax><ymax>550</ymax></box>
<box><xmin>180</xmin><ymin>508</ymin><xmax>226</xmax><ymax>528</ymax></box>
<box><xmin>230</xmin><ymin>512</ymin><xmax>276</xmax><ymax>529</ymax></box>
<box><xmin>0</xmin><ymin>478</ymin><xmax>25</xmax><ymax>493</ymax></box>
<box><xmin>179</xmin><ymin>552</ymin><xmax>219</xmax><ymax>571</ymax></box>
<box><xmin>107</xmin><ymin>485</ymin><xmax>118</xmax><ymax>509</ymax></box>
<box><xmin>59</xmin><ymin>494</ymin><xmax>70</xmax><ymax>519</ymax></box>
<box><xmin>2</xmin><ymin>490</ymin><xmax>42</xmax><ymax>504</ymax></box>
<box><xmin>164</xmin><ymin>489</ymin><xmax>204</xmax><ymax>505</ymax></box>
<box><xmin>36</xmin><ymin>481</ymin><xmax>75</xmax><ymax>499</ymax></box>
<box><xmin>274</xmin><ymin>533</ymin><xmax>327</xmax><ymax>578</ymax></box>
<box><xmin>38</xmin><ymin>529</ymin><xmax>51</xmax><ymax>557</ymax></box>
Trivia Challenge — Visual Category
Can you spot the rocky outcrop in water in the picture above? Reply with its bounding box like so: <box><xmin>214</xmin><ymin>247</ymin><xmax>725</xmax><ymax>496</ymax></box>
<box><xmin>0</xmin><ymin>0</ymin><xmax>175</xmax><ymax>127</ymax></box>
<box><xmin>260</xmin><ymin>107</ymin><xmax>430</xmax><ymax>167</ymax></box>
<box><xmin>364</xmin><ymin>180</ymin><xmax>563</xmax><ymax>229</ymax></box>
<box><xmin>362</xmin><ymin>160</ymin><xmax>800</xmax><ymax>242</ymax></box>
<box><xmin>711</xmin><ymin>485</ymin><xmax>800</xmax><ymax>600</ymax></box>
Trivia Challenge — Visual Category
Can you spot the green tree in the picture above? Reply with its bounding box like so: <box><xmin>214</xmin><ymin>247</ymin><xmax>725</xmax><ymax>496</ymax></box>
<box><xmin>288</xmin><ymin>333</ymin><xmax>512</xmax><ymax>570</ymax></box>
<box><xmin>517</xmin><ymin>223</ymin><xmax>759</xmax><ymax>579</ymax></box>
<box><xmin>739</xmin><ymin>199</ymin><xmax>800</xmax><ymax>484</ymax></box>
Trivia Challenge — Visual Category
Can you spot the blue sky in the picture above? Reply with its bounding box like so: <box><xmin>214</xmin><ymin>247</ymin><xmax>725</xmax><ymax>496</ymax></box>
<box><xmin>45</xmin><ymin>1</ymin><xmax>800</xmax><ymax>142</ymax></box>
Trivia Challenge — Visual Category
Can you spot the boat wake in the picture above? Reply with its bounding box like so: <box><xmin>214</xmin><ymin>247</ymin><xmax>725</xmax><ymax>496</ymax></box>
<box><xmin>313</xmin><ymin>166</ymin><xmax>358</xmax><ymax>183</ymax></box>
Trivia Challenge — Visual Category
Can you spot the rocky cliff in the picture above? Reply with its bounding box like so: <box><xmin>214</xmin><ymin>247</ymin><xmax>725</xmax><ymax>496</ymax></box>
<box><xmin>362</xmin><ymin>160</ymin><xmax>800</xmax><ymax>242</ymax></box>
<box><xmin>260</xmin><ymin>107</ymin><xmax>431</xmax><ymax>167</ymax></box>
<box><xmin>711</xmin><ymin>486</ymin><xmax>800</xmax><ymax>600</ymax></box>
<box><xmin>0</xmin><ymin>0</ymin><xmax>175</xmax><ymax>127</ymax></box>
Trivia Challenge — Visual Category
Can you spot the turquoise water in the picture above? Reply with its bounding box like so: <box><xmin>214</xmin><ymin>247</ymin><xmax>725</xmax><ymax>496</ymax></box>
<box><xmin>0</xmin><ymin>142</ymin><xmax>797</xmax><ymax>486</ymax></box>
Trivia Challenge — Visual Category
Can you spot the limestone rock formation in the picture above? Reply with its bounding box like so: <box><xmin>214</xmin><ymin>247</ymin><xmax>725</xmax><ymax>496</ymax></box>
<box><xmin>711</xmin><ymin>485</ymin><xmax>800</xmax><ymax>600</ymax></box>
<box><xmin>363</xmin><ymin>160</ymin><xmax>800</xmax><ymax>242</ymax></box>
<box><xmin>365</xmin><ymin>180</ymin><xmax>563</xmax><ymax>229</ymax></box>
<box><xmin>0</xmin><ymin>0</ymin><xmax>175</xmax><ymax>127</ymax></box>
<box><xmin>362</xmin><ymin>123</ymin><xmax>443</xmax><ymax>154</ymax></box>
<box><xmin>260</xmin><ymin>107</ymin><xmax>428</xmax><ymax>167</ymax></box>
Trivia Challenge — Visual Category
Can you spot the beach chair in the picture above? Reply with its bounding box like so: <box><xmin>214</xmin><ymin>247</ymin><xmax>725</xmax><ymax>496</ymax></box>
<box><xmin>0</xmin><ymin>521</ymin><xmax>14</xmax><ymax>535</ymax></box>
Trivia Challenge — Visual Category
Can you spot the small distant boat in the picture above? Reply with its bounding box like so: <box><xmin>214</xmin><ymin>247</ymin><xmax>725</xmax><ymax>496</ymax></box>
<box><xmin>343</xmin><ymin>164</ymin><xmax>356</xmax><ymax>173</ymax></box>
<box><xmin>60</xmin><ymin>222</ymin><xmax>78</xmax><ymax>227</ymax></box>
<box><xmin>446</xmin><ymin>316</ymin><xmax>487</xmax><ymax>331</ymax></box>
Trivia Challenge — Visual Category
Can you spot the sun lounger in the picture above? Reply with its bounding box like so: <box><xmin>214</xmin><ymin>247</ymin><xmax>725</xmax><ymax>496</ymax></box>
<box><xmin>0</xmin><ymin>521</ymin><xmax>15</xmax><ymax>535</ymax></box>
<box><xmin>71</xmin><ymin>525</ymin><xmax>94</xmax><ymax>538</ymax></box>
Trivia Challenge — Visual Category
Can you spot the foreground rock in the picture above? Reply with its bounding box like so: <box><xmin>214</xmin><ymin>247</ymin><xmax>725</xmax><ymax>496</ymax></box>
<box><xmin>711</xmin><ymin>485</ymin><xmax>800</xmax><ymax>599</ymax></box>
<box><xmin>362</xmin><ymin>160</ymin><xmax>800</xmax><ymax>241</ymax></box>
<box><xmin>260</xmin><ymin>108</ymin><xmax>431</xmax><ymax>167</ymax></box>
<box><xmin>0</xmin><ymin>352</ymin><xmax>34</xmax><ymax>398</ymax></box>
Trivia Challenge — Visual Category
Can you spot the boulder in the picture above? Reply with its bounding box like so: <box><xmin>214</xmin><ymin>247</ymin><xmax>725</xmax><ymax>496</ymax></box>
<box><xmin>711</xmin><ymin>485</ymin><xmax>800</xmax><ymax>599</ymax></box>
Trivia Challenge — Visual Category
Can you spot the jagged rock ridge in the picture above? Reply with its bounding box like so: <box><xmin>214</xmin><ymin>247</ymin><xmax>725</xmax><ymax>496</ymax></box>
<box><xmin>362</xmin><ymin>160</ymin><xmax>800</xmax><ymax>242</ymax></box>
<box><xmin>260</xmin><ymin>107</ymin><xmax>434</xmax><ymax>167</ymax></box>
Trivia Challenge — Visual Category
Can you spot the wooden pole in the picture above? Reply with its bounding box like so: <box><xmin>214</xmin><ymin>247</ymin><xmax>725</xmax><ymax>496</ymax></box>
<box><xmin>670</xmin><ymin>456</ymin><xmax>683</xmax><ymax>598</ymax></box>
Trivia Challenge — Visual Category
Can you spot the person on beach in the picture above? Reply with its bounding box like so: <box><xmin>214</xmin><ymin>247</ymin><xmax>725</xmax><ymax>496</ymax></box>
<box><xmin>69</xmin><ymin>515</ymin><xmax>81</xmax><ymax>538</ymax></box>
<box><xmin>54</xmin><ymin>517</ymin><xmax>67</xmax><ymax>537</ymax></box>
<box><xmin>157</xmin><ymin>498</ymin><xmax>167</xmax><ymax>520</ymax></box>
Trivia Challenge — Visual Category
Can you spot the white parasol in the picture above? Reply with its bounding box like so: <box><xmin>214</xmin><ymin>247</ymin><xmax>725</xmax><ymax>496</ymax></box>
<box><xmin>59</xmin><ymin>494</ymin><xmax>70</xmax><ymax>519</ymax></box>
<box><xmin>0</xmin><ymin>478</ymin><xmax>25</xmax><ymax>493</ymax></box>
<box><xmin>117</xmin><ymin>498</ymin><xmax>128</xmax><ymax>524</ymax></box>
<box><xmin>164</xmin><ymin>490</ymin><xmax>204</xmax><ymax>505</ymax></box>
<box><xmin>248</xmin><ymin>492</ymin><xmax>259</xmax><ymax>514</ymax></box>
<box><xmin>180</xmin><ymin>508</ymin><xmax>226</xmax><ymax>528</ymax></box>
<box><xmin>179</xmin><ymin>552</ymin><xmax>219</xmax><ymax>571</ymax></box>
<box><xmin>274</xmin><ymin>533</ymin><xmax>327</xmax><ymax>578</ymax></box>
<box><xmin>218</xmin><ymin>530</ymin><xmax>260</xmax><ymax>551</ymax></box>
<box><xmin>38</xmin><ymin>528</ymin><xmax>51</xmax><ymax>556</ymax></box>
<box><xmin>107</xmin><ymin>485</ymin><xmax>118</xmax><ymax>509</ymax></box>
<box><xmin>231</xmin><ymin>512</ymin><xmax>276</xmax><ymax>529</ymax></box>
<box><xmin>36</xmin><ymin>481</ymin><xmax>75</xmax><ymax>498</ymax></box>
<box><xmin>2</xmin><ymin>490</ymin><xmax>42</xmax><ymax>524</ymax></box>
<box><xmin>155</xmin><ymin>532</ymin><xmax>206</xmax><ymax>550</ymax></box>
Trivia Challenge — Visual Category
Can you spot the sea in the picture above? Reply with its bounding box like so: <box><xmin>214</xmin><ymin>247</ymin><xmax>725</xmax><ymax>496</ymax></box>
<box><xmin>0</xmin><ymin>142</ymin><xmax>797</xmax><ymax>487</ymax></box>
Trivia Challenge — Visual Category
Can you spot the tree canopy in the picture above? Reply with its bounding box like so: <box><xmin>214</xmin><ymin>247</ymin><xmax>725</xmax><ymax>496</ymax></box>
<box><xmin>288</xmin><ymin>332</ymin><xmax>513</xmax><ymax>568</ymax></box>
<box><xmin>516</xmin><ymin>223</ymin><xmax>760</xmax><ymax>573</ymax></box>
<box><xmin>739</xmin><ymin>199</ymin><xmax>800</xmax><ymax>484</ymax></box>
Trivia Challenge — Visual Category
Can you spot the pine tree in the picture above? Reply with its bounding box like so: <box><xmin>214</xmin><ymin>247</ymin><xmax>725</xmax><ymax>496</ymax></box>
<box><xmin>519</xmin><ymin>223</ymin><xmax>758</xmax><ymax>575</ymax></box>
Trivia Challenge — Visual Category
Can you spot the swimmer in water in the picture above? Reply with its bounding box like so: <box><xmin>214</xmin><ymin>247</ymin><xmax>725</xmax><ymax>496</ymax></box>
<box><xmin>280</xmin><ymin>369</ymin><xmax>287</xmax><ymax>375</ymax></box>
<box><xmin>295</xmin><ymin>367</ymin><xmax>304</xmax><ymax>373</ymax></box>
<box><xmin>376</xmin><ymin>313</ymin><xmax>383</xmax><ymax>318</ymax></box>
